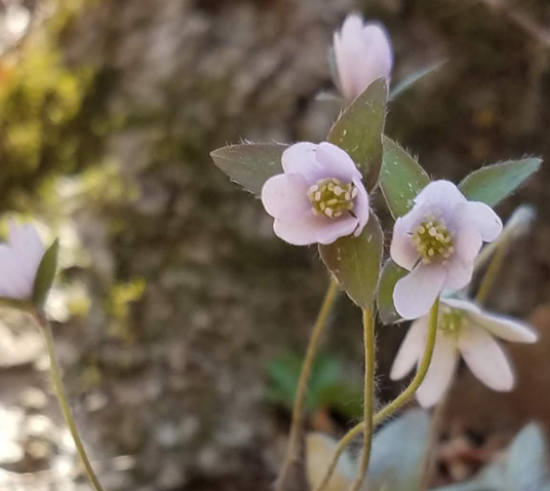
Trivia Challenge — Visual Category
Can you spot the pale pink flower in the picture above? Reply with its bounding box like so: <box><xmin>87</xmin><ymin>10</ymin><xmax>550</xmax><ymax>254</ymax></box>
<box><xmin>390</xmin><ymin>180</ymin><xmax>503</xmax><ymax>320</ymax></box>
<box><xmin>261</xmin><ymin>142</ymin><xmax>369</xmax><ymax>245</ymax></box>
<box><xmin>390</xmin><ymin>297</ymin><xmax>538</xmax><ymax>408</ymax></box>
<box><xmin>0</xmin><ymin>221</ymin><xmax>45</xmax><ymax>301</ymax></box>
<box><xmin>333</xmin><ymin>14</ymin><xmax>393</xmax><ymax>101</ymax></box>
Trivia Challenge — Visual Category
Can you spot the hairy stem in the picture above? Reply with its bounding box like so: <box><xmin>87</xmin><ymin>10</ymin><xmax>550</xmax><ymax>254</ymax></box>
<box><xmin>314</xmin><ymin>298</ymin><xmax>440</xmax><ymax>491</ymax></box>
<box><xmin>35</xmin><ymin>313</ymin><xmax>106</xmax><ymax>491</ymax></box>
<box><xmin>347</xmin><ymin>308</ymin><xmax>375</xmax><ymax>491</ymax></box>
<box><xmin>275</xmin><ymin>279</ymin><xmax>339</xmax><ymax>491</ymax></box>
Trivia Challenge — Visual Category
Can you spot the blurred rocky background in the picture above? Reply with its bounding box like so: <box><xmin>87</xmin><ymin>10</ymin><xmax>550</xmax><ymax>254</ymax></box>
<box><xmin>1</xmin><ymin>0</ymin><xmax>550</xmax><ymax>490</ymax></box>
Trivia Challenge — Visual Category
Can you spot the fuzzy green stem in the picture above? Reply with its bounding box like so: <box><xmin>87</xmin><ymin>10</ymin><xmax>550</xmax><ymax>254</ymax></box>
<box><xmin>275</xmin><ymin>279</ymin><xmax>339</xmax><ymax>491</ymax></box>
<box><xmin>347</xmin><ymin>308</ymin><xmax>375</xmax><ymax>491</ymax></box>
<box><xmin>35</xmin><ymin>313</ymin><xmax>105</xmax><ymax>491</ymax></box>
<box><xmin>314</xmin><ymin>298</ymin><xmax>440</xmax><ymax>491</ymax></box>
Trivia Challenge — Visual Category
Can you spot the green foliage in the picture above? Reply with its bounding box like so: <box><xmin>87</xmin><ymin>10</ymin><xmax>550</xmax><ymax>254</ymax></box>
<box><xmin>319</xmin><ymin>215</ymin><xmax>383</xmax><ymax>309</ymax></box>
<box><xmin>459</xmin><ymin>158</ymin><xmax>542</xmax><ymax>207</ymax></box>
<box><xmin>32</xmin><ymin>239</ymin><xmax>59</xmax><ymax>309</ymax></box>
<box><xmin>328</xmin><ymin>78</ymin><xmax>387</xmax><ymax>190</ymax></box>
<box><xmin>390</xmin><ymin>61</ymin><xmax>446</xmax><ymax>100</ymax></box>
<box><xmin>210</xmin><ymin>143</ymin><xmax>285</xmax><ymax>196</ymax></box>
<box><xmin>367</xmin><ymin>409</ymin><xmax>430</xmax><ymax>491</ymax></box>
<box><xmin>377</xmin><ymin>259</ymin><xmax>408</xmax><ymax>324</ymax></box>
<box><xmin>432</xmin><ymin>423</ymin><xmax>550</xmax><ymax>491</ymax></box>
<box><xmin>380</xmin><ymin>137</ymin><xmax>430</xmax><ymax>219</ymax></box>
<box><xmin>266</xmin><ymin>352</ymin><xmax>362</xmax><ymax>419</ymax></box>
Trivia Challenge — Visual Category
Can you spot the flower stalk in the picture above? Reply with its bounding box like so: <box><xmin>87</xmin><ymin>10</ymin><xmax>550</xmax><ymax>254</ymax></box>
<box><xmin>275</xmin><ymin>279</ymin><xmax>339</xmax><ymax>491</ymax></box>
<box><xmin>314</xmin><ymin>298</ymin><xmax>440</xmax><ymax>491</ymax></box>
<box><xmin>348</xmin><ymin>308</ymin><xmax>375</xmax><ymax>491</ymax></box>
<box><xmin>34</xmin><ymin>312</ymin><xmax>106</xmax><ymax>491</ymax></box>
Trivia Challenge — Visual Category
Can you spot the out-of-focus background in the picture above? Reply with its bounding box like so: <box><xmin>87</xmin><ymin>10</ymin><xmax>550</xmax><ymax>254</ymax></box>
<box><xmin>1</xmin><ymin>0</ymin><xmax>550</xmax><ymax>490</ymax></box>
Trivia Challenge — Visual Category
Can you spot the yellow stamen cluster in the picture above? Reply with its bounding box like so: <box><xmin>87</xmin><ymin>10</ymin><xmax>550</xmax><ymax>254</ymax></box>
<box><xmin>411</xmin><ymin>215</ymin><xmax>454</xmax><ymax>264</ymax></box>
<box><xmin>307</xmin><ymin>178</ymin><xmax>357</xmax><ymax>218</ymax></box>
<box><xmin>439</xmin><ymin>309</ymin><xmax>465</xmax><ymax>338</ymax></box>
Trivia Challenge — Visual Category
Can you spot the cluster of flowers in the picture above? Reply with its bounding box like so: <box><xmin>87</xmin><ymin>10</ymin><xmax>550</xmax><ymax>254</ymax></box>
<box><xmin>260</xmin><ymin>14</ymin><xmax>537</xmax><ymax>407</ymax></box>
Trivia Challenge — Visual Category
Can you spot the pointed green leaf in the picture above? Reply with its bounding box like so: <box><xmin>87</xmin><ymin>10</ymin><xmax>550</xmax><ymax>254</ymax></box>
<box><xmin>507</xmin><ymin>423</ymin><xmax>550</xmax><ymax>491</ymax></box>
<box><xmin>377</xmin><ymin>259</ymin><xmax>408</xmax><ymax>324</ymax></box>
<box><xmin>319</xmin><ymin>215</ymin><xmax>383</xmax><ymax>309</ymax></box>
<box><xmin>366</xmin><ymin>409</ymin><xmax>430</xmax><ymax>491</ymax></box>
<box><xmin>32</xmin><ymin>239</ymin><xmax>59</xmax><ymax>309</ymax></box>
<box><xmin>210</xmin><ymin>143</ymin><xmax>286</xmax><ymax>196</ymax></box>
<box><xmin>380</xmin><ymin>137</ymin><xmax>430</xmax><ymax>219</ymax></box>
<box><xmin>390</xmin><ymin>60</ymin><xmax>446</xmax><ymax>100</ymax></box>
<box><xmin>459</xmin><ymin>158</ymin><xmax>541</xmax><ymax>207</ymax></box>
<box><xmin>328</xmin><ymin>78</ymin><xmax>388</xmax><ymax>190</ymax></box>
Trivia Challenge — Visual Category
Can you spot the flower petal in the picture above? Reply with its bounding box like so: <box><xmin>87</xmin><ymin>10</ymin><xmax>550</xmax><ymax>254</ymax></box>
<box><xmin>390</xmin><ymin>217</ymin><xmax>418</xmax><ymax>271</ymax></box>
<box><xmin>416</xmin><ymin>334</ymin><xmax>458</xmax><ymax>408</ymax></box>
<box><xmin>0</xmin><ymin>245</ymin><xmax>33</xmax><ymax>299</ymax></box>
<box><xmin>273</xmin><ymin>215</ymin><xmax>325</xmax><ymax>246</ymax></box>
<box><xmin>306</xmin><ymin>433</ymin><xmax>355</xmax><ymax>489</ymax></box>
<box><xmin>352</xmin><ymin>176</ymin><xmax>369</xmax><ymax>234</ymax></box>
<box><xmin>458</xmin><ymin>326</ymin><xmax>514</xmax><ymax>391</ymax></box>
<box><xmin>281</xmin><ymin>142</ymin><xmax>323</xmax><ymax>183</ymax></box>
<box><xmin>315</xmin><ymin>142</ymin><xmax>361</xmax><ymax>182</ymax></box>
<box><xmin>334</xmin><ymin>15</ymin><xmax>367</xmax><ymax>100</ymax></box>
<box><xmin>390</xmin><ymin>316</ymin><xmax>428</xmax><ymax>380</ymax></box>
<box><xmin>393</xmin><ymin>264</ymin><xmax>447</xmax><ymax>320</ymax></box>
<box><xmin>452</xmin><ymin>202</ymin><xmax>503</xmax><ymax>242</ymax></box>
<box><xmin>443</xmin><ymin>256</ymin><xmax>474</xmax><ymax>292</ymax></box>
<box><xmin>316</xmin><ymin>215</ymin><xmax>359</xmax><ymax>244</ymax></box>
<box><xmin>441</xmin><ymin>297</ymin><xmax>482</xmax><ymax>315</ymax></box>
<box><xmin>414</xmin><ymin>181</ymin><xmax>467</xmax><ymax>220</ymax></box>
<box><xmin>9</xmin><ymin>221</ymin><xmax>44</xmax><ymax>285</ymax></box>
<box><xmin>361</xmin><ymin>24</ymin><xmax>392</xmax><ymax>82</ymax></box>
<box><xmin>273</xmin><ymin>213</ymin><xmax>358</xmax><ymax>246</ymax></box>
<box><xmin>469</xmin><ymin>310</ymin><xmax>538</xmax><ymax>343</ymax></box>
<box><xmin>261</xmin><ymin>174</ymin><xmax>311</xmax><ymax>220</ymax></box>
<box><xmin>454</xmin><ymin>226</ymin><xmax>482</xmax><ymax>262</ymax></box>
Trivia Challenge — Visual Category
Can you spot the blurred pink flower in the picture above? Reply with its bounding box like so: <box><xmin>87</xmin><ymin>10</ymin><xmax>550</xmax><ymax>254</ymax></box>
<box><xmin>390</xmin><ymin>297</ymin><xmax>538</xmax><ymax>407</ymax></box>
<box><xmin>390</xmin><ymin>180</ymin><xmax>502</xmax><ymax>320</ymax></box>
<box><xmin>0</xmin><ymin>221</ymin><xmax>45</xmax><ymax>301</ymax></box>
<box><xmin>333</xmin><ymin>14</ymin><xmax>392</xmax><ymax>101</ymax></box>
<box><xmin>261</xmin><ymin>142</ymin><xmax>369</xmax><ymax>245</ymax></box>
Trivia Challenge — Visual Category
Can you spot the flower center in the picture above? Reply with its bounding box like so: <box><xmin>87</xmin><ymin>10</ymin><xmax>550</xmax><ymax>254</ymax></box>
<box><xmin>307</xmin><ymin>178</ymin><xmax>357</xmax><ymax>218</ymax></box>
<box><xmin>439</xmin><ymin>308</ymin><xmax>465</xmax><ymax>338</ymax></box>
<box><xmin>411</xmin><ymin>215</ymin><xmax>454</xmax><ymax>264</ymax></box>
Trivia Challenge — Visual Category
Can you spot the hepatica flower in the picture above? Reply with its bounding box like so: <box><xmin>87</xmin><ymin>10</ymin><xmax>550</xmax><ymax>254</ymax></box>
<box><xmin>0</xmin><ymin>221</ymin><xmax>45</xmax><ymax>301</ymax></box>
<box><xmin>261</xmin><ymin>142</ymin><xmax>369</xmax><ymax>245</ymax></box>
<box><xmin>333</xmin><ymin>14</ymin><xmax>393</xmax><ymax>101</ymax></box>
<box><xmin>390</xmin><ymin>180</ymin><xmax>503</xmax><ymax>319</ymax></box>
<box><xmin>391</xmin><ymin>297</ymin><xmax>538</xmax><ymax>407</ymax></box>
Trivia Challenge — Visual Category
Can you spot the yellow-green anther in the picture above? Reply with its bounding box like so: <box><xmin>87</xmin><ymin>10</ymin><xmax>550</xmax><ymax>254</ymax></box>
<box><xmin>307</xmin><ymin>178</ymin><xmax>357</xmax><ymax>219</ymax></box>
<box><xmin>411</xmin><ymin>215</ymin><xmax>454</xmax><ymax>264</ymax></box>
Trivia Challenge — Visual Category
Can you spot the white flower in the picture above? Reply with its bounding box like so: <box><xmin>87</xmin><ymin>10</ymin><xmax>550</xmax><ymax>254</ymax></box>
<box><xmin>390</xmin><ymin>180</ymin><xmax>503</xmax><ymax>320</ymax></box>
<box><xmin>390</xmin><ymin>297</ymin><xmax>538</xmax><ymax>408</ymax></box>
<box><xmin>0</xmin><ymin>221</ymin><xmax>45</xmax><ymax>301</ymax></box>
<box><xmin>333</xmin><ymin>14</ymin><xmax>393</xmax><ymax>101</ymax></box>
<box><xmin>261</xmin><ymin>142</ymin><xmax>369</xmax><ymax>245</ymax></box>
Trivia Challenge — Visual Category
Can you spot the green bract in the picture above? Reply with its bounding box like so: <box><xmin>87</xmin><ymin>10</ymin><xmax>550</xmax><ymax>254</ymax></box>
<box><xmin>32</xmin><ymin>239</ymin><xmax>59</xmax><ymax>309</ymax></box>
<box><xmin>319</xmin><ymin>215</ymin><xmax>383</xmax><ymax>309</ymax></box>
<box><xmin>377</xmin><ymin>259</ymin><xmax>408</xmax><ymax>324</ymax></box>
<box><xmin>380</xmin><ymin>137</ymin><xmax>430</xmax><ymax>219</ymax></box>
<box><xmin>210</xmin><ymin>143</ymin><xmax>285</xmax><ymax>196</ymax></box>
<box><xmin>328</xmin><ymin>78</ymin><xmax>388</xmax><ymax>190</ymax></box>
<box><xmin>459</xmin><ymin>158</ymin><xmax>542</xmax><ymax>207</ymax></box>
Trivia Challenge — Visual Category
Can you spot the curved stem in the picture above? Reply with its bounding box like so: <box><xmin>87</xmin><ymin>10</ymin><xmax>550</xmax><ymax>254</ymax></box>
<box><xmin>475</xmin><ymin>242</ymin><xmax>506</xmax><ymax>304</ymax></box>
<box><xmin>314</xmin><ymin>298</ymin><xmax>440</xmax><ymax>491</ymax></box>
<box><xmin>35</xmin><ymin>313</ymin><xmax>106</xmax><ymax>491</ymax></box>
<box><xmin>275</xmin><ymin>279</ymin><xmax>339</xmax><ymax>491</ymax></box>
<box><xmin>347</xmin><ymin>308</ymin><xmax>375</xmax><ymax>491</ymax></box>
